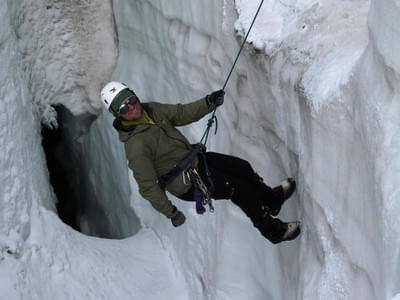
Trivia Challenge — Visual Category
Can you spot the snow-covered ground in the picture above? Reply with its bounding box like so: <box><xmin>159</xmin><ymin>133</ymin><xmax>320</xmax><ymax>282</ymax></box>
<box><xmin>1</xmin><ymin>0</ymin><xmax>400</xmax><ymax>299</ymax></box>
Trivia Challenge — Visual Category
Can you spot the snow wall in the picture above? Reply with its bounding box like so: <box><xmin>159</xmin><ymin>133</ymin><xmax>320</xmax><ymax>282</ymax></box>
<box><xmin>1</xmin><ymin>0</ymin><xmax>400</xmax><ymax>299</ymax></box>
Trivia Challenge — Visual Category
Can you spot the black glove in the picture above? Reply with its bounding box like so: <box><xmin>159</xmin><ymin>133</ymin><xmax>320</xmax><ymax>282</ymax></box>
<box><xmin>171</xmin><ymin>209</ymin><xmax>186</xmax><ymax>227</ymax></box>
<box><xmin>206</xmin><ymin>90</ymin><xmax>225</xmax><ymax>107</ymax></box>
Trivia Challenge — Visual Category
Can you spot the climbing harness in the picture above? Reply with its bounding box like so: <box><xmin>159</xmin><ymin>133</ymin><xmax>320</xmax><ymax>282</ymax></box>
<box><xmin>201</xmin><ymin>0</ymin><xmax>265</xmax><ymax>146</ymax></box>
<box><xmin>157</xmin><ymin>144</ymin><xmax>203</xmax><ymax>191</ymax></box>
<box><xmin>158</xmin><ymin>144</ymin><xmax>215</xmax><ymax>214</ymax></box>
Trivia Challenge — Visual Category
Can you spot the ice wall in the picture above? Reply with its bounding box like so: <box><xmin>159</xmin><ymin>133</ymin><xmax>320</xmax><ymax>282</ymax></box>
<box><xmin>0</xmin><ymin>0</ymin><xmax>55</xmax><ymax>254</ymax></box>
<box><xmin>0</xmin><ymin>1</ymin><xmax>151</xmax><ymax>298</ymax></box>
<box><xmin>0</xmin><ymin>0</ymin><xmax>57</xmax><ymax>297</ymax></box>
<box><xmin>4</xmin><ymin>0</ymin><xmax>140</xmax><ymax>238</ymax></box>
<box><xmin>111</xmin><ymin>0</ymin><xmax>395</xmax><ymax>299</ymax></box>
<box><xmin>1</xmin><ymin>0</ymin><xmax>400</xmax><ymax>299</ymax></box>
<box><xmin>7</xmin><ymin>0</ymin><xmax>117</xmax><ymax>121</ymax></box>
<box><xmin>369</xmin><ymin>0</ymin><xmax>400</xmax><ymax>299</ymax></box>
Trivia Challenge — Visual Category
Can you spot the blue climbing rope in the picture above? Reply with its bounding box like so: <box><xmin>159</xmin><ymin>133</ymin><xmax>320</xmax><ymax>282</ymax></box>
<box><xmin>200</xmin><ymin>0</ymin><xmax>265</xmax><ymax>145</ymax></box>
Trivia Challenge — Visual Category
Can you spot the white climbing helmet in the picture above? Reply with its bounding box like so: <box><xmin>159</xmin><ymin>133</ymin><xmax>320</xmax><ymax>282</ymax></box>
<box><xmin>100</xmin><ymin>81</ymin><xmax>129</xmax><ymax>110</ymax></box>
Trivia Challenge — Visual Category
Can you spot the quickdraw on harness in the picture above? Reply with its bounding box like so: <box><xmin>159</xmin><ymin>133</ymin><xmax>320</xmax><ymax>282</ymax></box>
<box><xmin>184</xmin><ymin>168</ymin><xmax>214</xmax><ymax>214</ymax></box>
<box><xmin>158</xmin><ymin>0</ymin><xmax>264</xmax><ymax>214</ymax></box>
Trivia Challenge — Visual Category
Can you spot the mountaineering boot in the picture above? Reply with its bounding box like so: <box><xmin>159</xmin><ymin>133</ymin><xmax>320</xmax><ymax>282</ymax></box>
<box><xmin>281</xmin><ymin>221</ymin><xmax>301</xmax><ymax>242</ymax></box>
<box><xmin>270</xmin><ymin>178</ymin><xmax>296</xmax><ymax>216</ymax></box>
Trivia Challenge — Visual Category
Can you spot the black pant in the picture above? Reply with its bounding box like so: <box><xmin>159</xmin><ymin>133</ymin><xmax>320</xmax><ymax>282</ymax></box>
<box><xmin>178</xmin><ymin>152</ymin><xmax>287</xmax><ymax>243</ymax></box>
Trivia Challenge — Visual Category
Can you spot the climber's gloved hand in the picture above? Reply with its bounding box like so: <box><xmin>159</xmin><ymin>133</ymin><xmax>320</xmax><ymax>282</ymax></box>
<box><xmin>171</xmin><ymin>208</ymin><xmax>186</xmax><ymax>227</ymax></box>
<box><xmin>206</xmin><ymin>89</ymin><xmax>225</xmax><ymax>107</ymax></box>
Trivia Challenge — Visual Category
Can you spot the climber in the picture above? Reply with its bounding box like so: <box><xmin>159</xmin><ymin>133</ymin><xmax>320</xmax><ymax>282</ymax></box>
<box><xmin>100</xmin><ymin>81</ymin><xmax>301</xmax><ymax>244</ymax></box>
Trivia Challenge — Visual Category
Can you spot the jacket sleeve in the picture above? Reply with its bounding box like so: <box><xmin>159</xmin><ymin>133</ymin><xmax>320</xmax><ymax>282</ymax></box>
<box><xmin>125</xmin><ymin>141</ymin><xmax>178</xmax><ymax>219</ymax></box>
<box><xmin>159</xmin><ymin>96</ymin><xmax>217</xmax><ymax>126</ymax></box>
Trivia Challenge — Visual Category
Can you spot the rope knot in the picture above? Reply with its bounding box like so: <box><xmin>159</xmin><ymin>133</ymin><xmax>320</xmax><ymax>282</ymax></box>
<box><xmin>201</xmin><ymin>113</ymin><xmax>219</xmax><ymax>145</ymax></box>
<box><xmin>207</xmin><ymin>115</ymin><xmax>218</xmax><ymax>134</ymax></box>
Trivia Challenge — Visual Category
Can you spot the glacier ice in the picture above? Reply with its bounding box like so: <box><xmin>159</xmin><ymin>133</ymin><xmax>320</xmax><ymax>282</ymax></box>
<box><xmin>1</xmin><ymin>0</ymin><xmax>400</xmax><ymax>299</ymax></box>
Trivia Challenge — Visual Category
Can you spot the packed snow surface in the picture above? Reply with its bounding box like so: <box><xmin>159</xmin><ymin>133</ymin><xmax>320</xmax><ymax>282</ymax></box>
<box><xmin>1</xmin><ymin>0</ymin><xmax>400</xmax><ymax>299</ymax></box>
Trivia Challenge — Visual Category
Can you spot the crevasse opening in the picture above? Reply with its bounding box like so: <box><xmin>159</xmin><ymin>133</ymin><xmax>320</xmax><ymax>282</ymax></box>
<box><xmin>41</xmin><ymin>105</ymin><xmax>140</xmax><ymax>238</ymax></box>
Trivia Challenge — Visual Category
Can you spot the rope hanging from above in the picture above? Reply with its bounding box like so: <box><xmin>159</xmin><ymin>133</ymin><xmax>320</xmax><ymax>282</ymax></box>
<box><xmin>200</xmin><ymin>0</ymin><xmax>265</xmax><ymax>146</ymax></box>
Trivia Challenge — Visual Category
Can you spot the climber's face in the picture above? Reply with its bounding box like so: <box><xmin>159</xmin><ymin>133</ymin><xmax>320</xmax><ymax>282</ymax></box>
<box><xmin>119</xmin><ymin>96</ymin><xmax>143</xmax><ymax>120</ymax></box>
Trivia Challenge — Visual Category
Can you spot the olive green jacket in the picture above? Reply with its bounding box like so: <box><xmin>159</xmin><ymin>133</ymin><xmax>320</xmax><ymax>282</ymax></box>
<box><xmin>113</xmin><ymin>97</ymin><xmax>216</xmax><ymax>219</ymax></box>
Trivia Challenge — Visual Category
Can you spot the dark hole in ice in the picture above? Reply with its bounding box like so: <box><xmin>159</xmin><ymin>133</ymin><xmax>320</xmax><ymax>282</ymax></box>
<box><xmin>41</xmin><ymin>106</ymin><xmax>85</xmax><ymax>232</ymax></box>
<box><xmin>41</xmin><ymin>105</ymin><xmax>140</xmax><ymax>238</ymax></box>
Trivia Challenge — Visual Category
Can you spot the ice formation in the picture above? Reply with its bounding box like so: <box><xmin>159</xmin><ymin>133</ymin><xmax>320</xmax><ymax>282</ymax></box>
<box><xmin>1</xmin><ymin>0</ymin><xmax>400</xmax><ymax>299</ymax></box>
